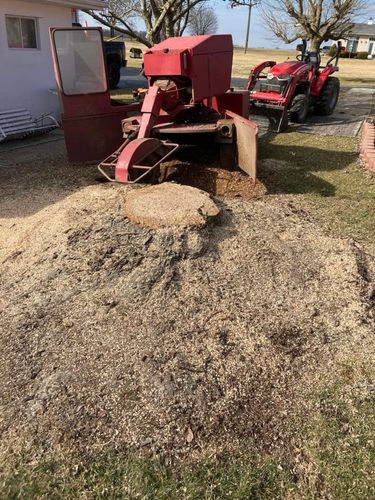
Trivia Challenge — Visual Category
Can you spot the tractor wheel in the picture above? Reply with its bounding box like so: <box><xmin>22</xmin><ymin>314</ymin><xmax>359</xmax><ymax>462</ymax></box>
<box><xmin>108</xmin><ymin>62</ymin><xmax>121</xmax><ymax>89</ymax></box>
<box><xmin>289</xmin><ymin>94</ymin><xmax>309</xmax><ymax>123</ymax></box>
<box><xmin>315</xmin><ymin>77</ymin><xmax>340</xmax><ymax>116</ymax></box>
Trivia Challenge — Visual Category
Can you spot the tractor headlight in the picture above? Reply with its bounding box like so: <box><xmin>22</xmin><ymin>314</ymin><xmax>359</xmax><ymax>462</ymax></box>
<box><xmin>267</xmin><ymin>73</ymin><xmax>290</xmax><ymax>81</ymax></box>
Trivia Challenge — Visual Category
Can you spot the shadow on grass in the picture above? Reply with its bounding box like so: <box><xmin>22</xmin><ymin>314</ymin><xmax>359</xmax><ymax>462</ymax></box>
<box><xmin>258</xmin><ymin>132</ymin><xmax>357</xmax><ymax>196</ymax></box>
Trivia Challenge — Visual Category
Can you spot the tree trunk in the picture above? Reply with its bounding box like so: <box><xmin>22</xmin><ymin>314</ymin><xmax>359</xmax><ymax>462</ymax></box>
<box><xmin>309</xmin><ymin>38</ymin><xmax>323</xmax><ymax>52</ymax></box>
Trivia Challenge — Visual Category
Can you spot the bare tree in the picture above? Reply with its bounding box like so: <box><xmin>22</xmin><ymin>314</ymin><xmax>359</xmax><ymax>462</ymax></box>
<box><xmin>83</xmin><ymin>0</ymin><xmax>208</xmax><ymax>47</ymax></box>
<box><xmin>257</xmin><ymin>0</ymin><xmax>366</xmax><ymax>51</ymax></box>
<box><xmin>188</xmin><ymin>5</ymin><xmax>218</xmax><ymax>35</ymax></box>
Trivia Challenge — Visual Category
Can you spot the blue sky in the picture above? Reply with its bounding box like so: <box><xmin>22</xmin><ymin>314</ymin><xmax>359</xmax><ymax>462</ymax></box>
<box><xmin>81</xmin><ymin>1</ymin><xmax>375</xmax><ymax>48</ymax></box>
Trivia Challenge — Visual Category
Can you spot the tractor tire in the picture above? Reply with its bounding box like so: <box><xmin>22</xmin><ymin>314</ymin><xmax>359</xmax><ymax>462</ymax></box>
<box><xmin>108</xmin><ymin>62</ymin><xmax>121</xmax><ymax>89</ymax></box>
<box><xmin>315</xmin><ymin>77</ymin><xmax>340</xmax><ymax>116</ymax></box>
<box><xmin>289</xmin><ymin>94</ymin><xmax>309</xmax><ymax>123</ymax></box>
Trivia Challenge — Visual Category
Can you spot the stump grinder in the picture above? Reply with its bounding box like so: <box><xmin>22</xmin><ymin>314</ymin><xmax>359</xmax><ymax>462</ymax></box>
<box><xmin>50</xmin><ymin>28</ymin><xmax>258</xmax><ymax>183</ymax></box>
<box><xmin>247</xmin><ymin>40</ymin><xmax>341</xmax><ymax>132</ymax></box>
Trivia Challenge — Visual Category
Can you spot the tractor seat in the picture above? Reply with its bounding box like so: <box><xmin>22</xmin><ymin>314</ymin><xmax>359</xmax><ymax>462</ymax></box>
<box><xmin>304</xmin><ymin>51</ymin><xmax>321</xmax><ymax>69</ymax></box>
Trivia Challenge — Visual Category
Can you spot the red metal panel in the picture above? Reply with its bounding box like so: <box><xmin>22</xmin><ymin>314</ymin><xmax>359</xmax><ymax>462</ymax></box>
<box><xmin>225</xmin><ymin>110</ymin><xmax>258</xmax><ymax>181</ymax></box>
<box><xmin>143</xmin><ymin>52</ymin><xmax>187</xmax><ymax>77</ymax></box>
<box><xmin>143</xmin><ymin>34</ymin><xmax>233</xmax><ymax>102</ymax></box>
<box><xmin>271</xmin><ymin>61</ymin><xmax>306</xmax><ymax>75</ymax></box>
<box><xmin>311</xmin><ymin>66</ymin><xmax>339</xmax><ymax>96</ymax></box>
<box><xmin>62</xmin><ymin>112</ymin><xmax>135</xmax><ymax>162</ymax></box>
<box><xmin>209</xmin><ymin>91</ymin><xmax>250</xmax><ymax>118</ymax></box>
<box><xmin>146</xmin><ymin>35</ymin><xmax>233</xmax><ymax>55</ymax></box>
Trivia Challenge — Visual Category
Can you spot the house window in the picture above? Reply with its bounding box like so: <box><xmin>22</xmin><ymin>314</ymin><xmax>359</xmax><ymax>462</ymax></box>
<box><xmin>5</xmin><ymin>16</ymin><xmax>39</xmax><ymax>49</ymax></box>
<box><xmin>346</xmin><ymin>37</ymin><xmax>359</xmax><ymax>53</ymax></box>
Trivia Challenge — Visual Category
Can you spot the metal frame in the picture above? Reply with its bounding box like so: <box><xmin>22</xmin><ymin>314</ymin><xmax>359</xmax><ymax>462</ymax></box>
<box><xmin>0</xmin><ymin>109</ymin><xmax>59</xmax><ymax>143</ymax></box>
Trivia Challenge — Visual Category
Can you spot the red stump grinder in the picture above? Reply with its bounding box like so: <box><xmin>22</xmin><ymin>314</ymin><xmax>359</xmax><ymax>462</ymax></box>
<box><xmin>248</xmin><ymin>40</ymin><xmax>341</xmax><ymax>132</ymax></box>
<box><xmin>50</xmin><ymin>28</ymin><xmax>258</xmax><ymax>183</ymax></box>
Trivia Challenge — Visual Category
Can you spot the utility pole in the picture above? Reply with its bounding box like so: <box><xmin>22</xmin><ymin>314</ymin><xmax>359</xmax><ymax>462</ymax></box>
<box><xmin>244</xmin><ymin>1</ymin><xmax>258</xmax><ymax>54</ymax></box>
<box><xmin>244</xmin><ymin>3</ymin><xmax>252</xmax><ymax>54</ymax></box>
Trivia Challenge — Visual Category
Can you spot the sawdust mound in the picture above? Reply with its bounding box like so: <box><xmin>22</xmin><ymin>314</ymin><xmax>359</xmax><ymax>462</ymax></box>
<box><xmin>0</xmin><ymin>184</ymin><xmax>374</xmax><ymax>459</ymax></box>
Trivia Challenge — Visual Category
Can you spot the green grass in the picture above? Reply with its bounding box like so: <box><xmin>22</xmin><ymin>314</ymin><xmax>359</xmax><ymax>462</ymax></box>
<box><xmin>1</xmin><ymin>452</ymin><xmax>296</xmax><ymax>499</ymax></box>
<box><xmin>2</xmin><ymin>371</ymin><xmax>374</xmax><ymax>499</ymax></box>
<box><xmin>310</xmin><ymin>389</ymin><xmax>375</xmax><ymax>498</ymax></box>
<box><xmin>293</xmin><ymin>362</ymin><xmax>375</xmax><ymax>498</ymax></box>
<box><xmin>259</xmin><ymin>132</ymin><xmax>375</xmax><ymax>243</ymax></box>
<box><xmin>110</xmin><ymin>88</ymin><xmax>134</xmax><ymax>102</ymax></box>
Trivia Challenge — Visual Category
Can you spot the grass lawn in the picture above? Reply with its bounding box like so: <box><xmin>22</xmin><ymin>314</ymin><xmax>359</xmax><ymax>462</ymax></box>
<box><xmin>2</xmin><ymin>370</ymin><xmax>374</xmax><ymax>498</ymax></box>
<box><xmin>232</xmin><ymin>47</ymin><xmax>375</xmax><ymax>86</ymax></box>
<box><xmin>259</xmin><ymin>132</ymin><xmax>375</xmax><ymax>245</ymax></box>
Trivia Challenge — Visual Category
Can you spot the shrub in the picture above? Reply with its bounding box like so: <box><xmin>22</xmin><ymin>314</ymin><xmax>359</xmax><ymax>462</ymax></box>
<box><xmin>340</xmin><ymin>51</ymin><xmax>357</xmax><ymax>58</ymax></box>
<box><xmin>328</xmin><ymin>44</ymin><xmax>337</xmax><ymax>57</ymax></box>
<box><xmin>356</xmin><ymin>51</ymin><xmax>369</xmax><ymax>59</ymax></box>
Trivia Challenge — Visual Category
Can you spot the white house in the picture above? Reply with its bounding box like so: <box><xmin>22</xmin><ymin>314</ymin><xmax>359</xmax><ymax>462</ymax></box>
<box><xmin>0</xmin><ymin>0</ymin><xmax>106</xmax><ymax>120</ymax></box>
<box><xmin>339</xmin><ymin>18</ymin><xmax>375</xmax><ymax>56</ymax></box>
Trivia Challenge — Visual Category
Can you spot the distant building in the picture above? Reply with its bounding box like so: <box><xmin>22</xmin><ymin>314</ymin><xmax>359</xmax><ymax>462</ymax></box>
<box><xmin>339</xmin><ymin>18</ymin><xmax>375</xmax><ymax>56</ymax></box>
<box><xmin>0</xmin><ymin>0</ymin><xmax>107</xmax><ymax>119</ymax></box>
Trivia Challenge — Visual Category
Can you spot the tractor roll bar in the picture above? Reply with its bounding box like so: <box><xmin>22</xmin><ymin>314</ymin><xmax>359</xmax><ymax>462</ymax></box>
<box><xmin>326</xmin><ymin>41</ymin><xmax>342</xmax><ymax>67</ymax></box>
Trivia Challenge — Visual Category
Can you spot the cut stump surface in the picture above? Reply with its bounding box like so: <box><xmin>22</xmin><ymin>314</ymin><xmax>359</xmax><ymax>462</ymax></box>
<box><xmin>124</xmin><ymin>182</ymin><xmax>220</xmax><ymax>228</ymax></box>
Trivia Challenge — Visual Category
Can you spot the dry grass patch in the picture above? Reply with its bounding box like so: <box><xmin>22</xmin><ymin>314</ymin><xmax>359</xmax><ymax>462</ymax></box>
<box><xmin>232</xmin><ymin>47</ymin><xmax>375</xmax><ymax>86</ymax></box>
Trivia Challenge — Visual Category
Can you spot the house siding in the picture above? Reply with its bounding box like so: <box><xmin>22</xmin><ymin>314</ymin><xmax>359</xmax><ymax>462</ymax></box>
<box><xmin>340</xmin><ymin>36</ymin><xmax>375</xmax><ymax>56</ymax></box>
<box><xmin>339</xmin><ymin>22</ymin><xmax>375</xmax><ymax>56</ymax></box>
<box><xmin>0</xmin><ymin>0</ymin><xmax>73</xmax><ymax>118</ymax></box>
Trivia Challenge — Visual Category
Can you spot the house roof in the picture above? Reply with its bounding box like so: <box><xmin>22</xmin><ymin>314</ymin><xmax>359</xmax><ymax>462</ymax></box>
<box><xmin>346</xmin><ymin>23</ymin><xmax>375</xmax><ymax>37</ymax></box>
<box><xmin>25</xmin><ymin>0</ymin><xmax>107</xmax><ymax>9</ymax></box>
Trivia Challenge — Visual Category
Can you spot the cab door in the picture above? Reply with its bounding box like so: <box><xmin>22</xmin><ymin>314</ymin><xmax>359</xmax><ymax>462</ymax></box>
<box><xmin>50</xmin><ymin>27</ymin><xmax>139</xmax><ymax>162</ymax></box>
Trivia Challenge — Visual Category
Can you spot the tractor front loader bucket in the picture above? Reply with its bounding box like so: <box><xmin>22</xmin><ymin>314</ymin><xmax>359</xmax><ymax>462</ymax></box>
<box><xmin>98</xmin><ymin>137</ymin><xmax>179</xmax><ymax>183</ymax></box>
<box><xmin>249</xmin><ymin>104</ymin><xmax>288</xmax><ymax>133</ymax></box>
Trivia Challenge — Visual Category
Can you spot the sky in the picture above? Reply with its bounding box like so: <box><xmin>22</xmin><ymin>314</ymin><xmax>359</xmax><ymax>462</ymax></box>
<box><xmin>81</xmin><ymin>0</ymin><xmax>375</xmax><ymax>49</ymax></box>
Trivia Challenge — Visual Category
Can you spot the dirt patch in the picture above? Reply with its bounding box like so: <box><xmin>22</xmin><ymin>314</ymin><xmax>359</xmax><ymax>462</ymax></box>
<box><xmin>162</xmin><ymin>162</ymin><xmax>266</xmax><ymax>199</ymax></box>
<box><xmin>0</xmin><ymin>181</ymin><xmax>374</xmax><ymax>460</ymax></box>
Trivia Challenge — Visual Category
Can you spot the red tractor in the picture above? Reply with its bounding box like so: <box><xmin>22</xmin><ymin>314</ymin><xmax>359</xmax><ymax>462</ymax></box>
<box><xmin>247</xmin><ymin>40</ymin><xmax>341</xmax><ymax>132</ymax></box>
